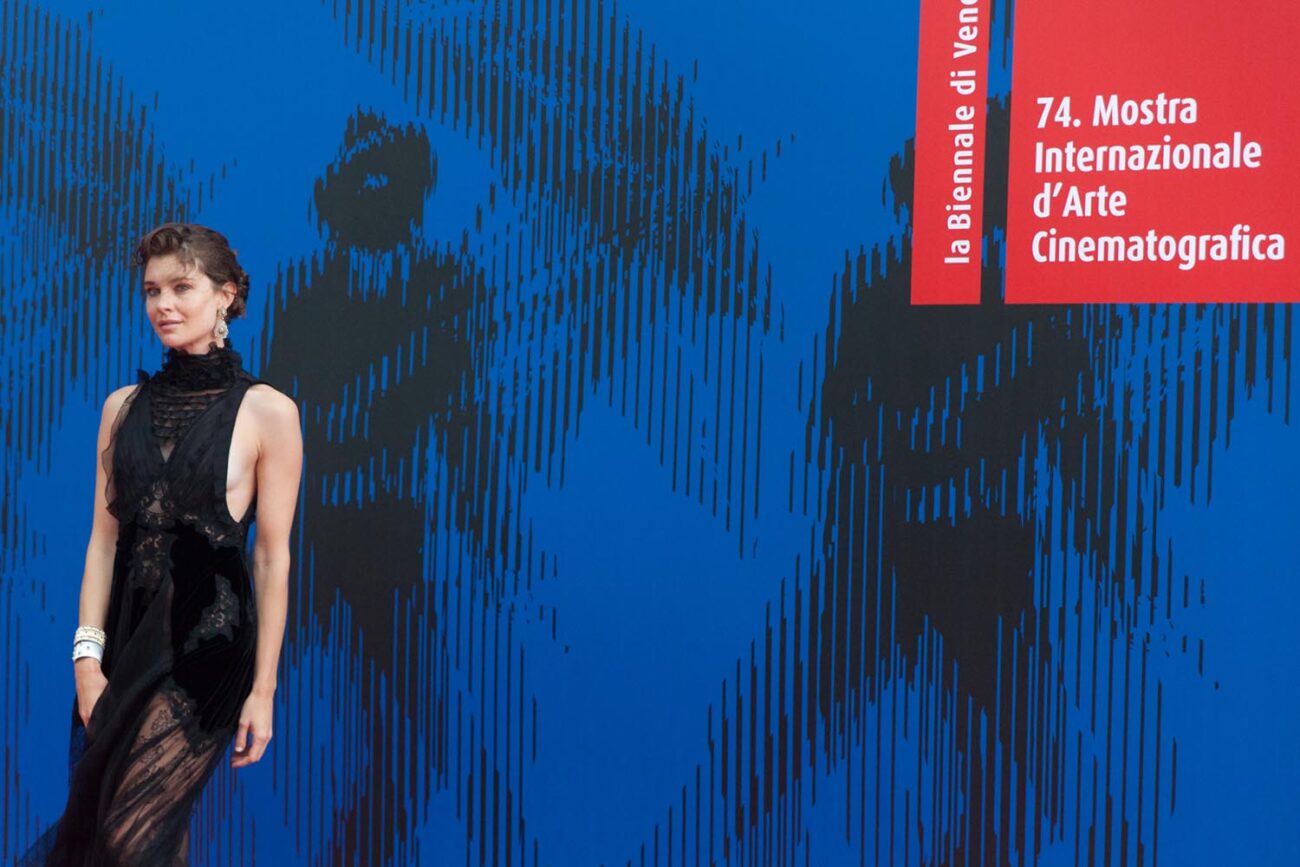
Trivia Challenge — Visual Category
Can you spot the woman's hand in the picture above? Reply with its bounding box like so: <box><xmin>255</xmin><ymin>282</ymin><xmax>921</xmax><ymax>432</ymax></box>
<box><xmin>74</xmin><ymin>659</ymin><xmax>108</xmax><ymax>734</ymax></box>
<box><xmin>231</xmin><ymin>688</ymin><xmax>274</xmax><ymax>769</ymax></box>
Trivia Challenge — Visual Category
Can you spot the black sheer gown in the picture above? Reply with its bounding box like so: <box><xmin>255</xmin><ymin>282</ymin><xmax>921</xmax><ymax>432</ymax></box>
<box><xmin>25</xmin><ymin>341</ymin><xmax>268</xmax><ymax>866</ymax></box>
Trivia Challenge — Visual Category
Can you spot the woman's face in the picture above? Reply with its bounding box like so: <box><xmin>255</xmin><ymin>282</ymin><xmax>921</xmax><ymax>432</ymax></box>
<box><xmin>142</xmin><ymin>253</ymin><xmax>234</xmax><ymax>354</ymax></box>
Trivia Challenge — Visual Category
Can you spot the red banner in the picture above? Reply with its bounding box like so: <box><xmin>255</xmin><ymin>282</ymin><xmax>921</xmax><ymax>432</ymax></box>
<box><xmin>1005</xmin><ymin>0</ymin><xmax>1300</xmax><ymax>303</ymax></box>
<box><xmin>911</xmin><ymin>0</ymin><xmax>992</xmax><ymax>305</ymax></box>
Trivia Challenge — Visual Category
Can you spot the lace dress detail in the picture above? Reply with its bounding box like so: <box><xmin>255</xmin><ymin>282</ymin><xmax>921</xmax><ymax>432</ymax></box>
<box><xmin>105</xmin><ymin>342</ymin><xmax>258</xmax><ymax>549</ymax></box>
<box><xmin>129</xmin><ymin>527</ymin><xmax>174</xmax><ymax>593</ymax></box>
<box><xmin>182</xmin><ymin>575</ymin><xmax>240</xmax><ymax>653</ymax></box>
<box><xmin>28</xmin><ymin>340</ymin><xmax>273</xmax><ymax>867</ymax></box>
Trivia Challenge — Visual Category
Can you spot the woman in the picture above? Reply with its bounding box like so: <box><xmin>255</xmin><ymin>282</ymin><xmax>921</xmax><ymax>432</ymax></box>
<box><xmin>34</xmin><ymin>223</ymin><xmax>303</xmax><ymax>865</ymax></box>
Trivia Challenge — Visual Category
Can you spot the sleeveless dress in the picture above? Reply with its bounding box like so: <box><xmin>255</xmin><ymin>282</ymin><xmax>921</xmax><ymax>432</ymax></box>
<box><xmin>31</xmin><ymin>341</ymin><xmax>267</xmax><ymax>866</ymax></box>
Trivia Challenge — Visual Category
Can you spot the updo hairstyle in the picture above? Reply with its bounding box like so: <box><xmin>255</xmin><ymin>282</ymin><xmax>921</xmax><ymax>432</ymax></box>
<box><xmin>132</xmin><ymin>223</ymin><xmax>251</xmax><ymax>319</ymax></box>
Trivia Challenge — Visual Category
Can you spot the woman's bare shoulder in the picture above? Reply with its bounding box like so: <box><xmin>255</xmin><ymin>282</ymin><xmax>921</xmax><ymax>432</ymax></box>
<box><xmin>246</xmin><ymin>382</ymin><xmax>296</xmax><ymax>409</ymax></box>
<box><xmin>245</xmin><ymin>383</ymin><xmax>301</xmax><ymax>435</ymax></box>
<box><xmin>102</xmin><ymin>381</ymin><xmax>141</xmax><ymax>416</ymax></box>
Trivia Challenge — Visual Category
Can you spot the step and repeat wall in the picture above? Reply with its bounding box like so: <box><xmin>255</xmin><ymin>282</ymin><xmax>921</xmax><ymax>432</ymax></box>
<box><xmin>2</xmin><ymin>0</ymin><xmax>1295</xmax><ymax>864</ymax></box>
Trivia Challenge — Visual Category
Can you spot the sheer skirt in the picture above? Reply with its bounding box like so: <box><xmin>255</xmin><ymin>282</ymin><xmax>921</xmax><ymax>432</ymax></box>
<box><xmin>31</xmin><ymin>523</ymin><xmax>257</xmax><ymax>866</ymax></box>
<box><xmin>98</xmin><ymin>678</ymin><xmax>223</xmax><ymax>864</ymax></box>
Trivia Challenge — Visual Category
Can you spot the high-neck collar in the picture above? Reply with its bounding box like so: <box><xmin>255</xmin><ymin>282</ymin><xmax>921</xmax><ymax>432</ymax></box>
<box><xmin>153</xmin><ymin>340</ymin><xmax>243</xmax><ymax>390</ymax></box>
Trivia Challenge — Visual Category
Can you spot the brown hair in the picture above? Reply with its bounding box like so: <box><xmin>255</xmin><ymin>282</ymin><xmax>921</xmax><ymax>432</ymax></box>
<box><xmin>132</xmin><ymin>223</ymin><xmax>251</xmax><ymax>319</ymax></box>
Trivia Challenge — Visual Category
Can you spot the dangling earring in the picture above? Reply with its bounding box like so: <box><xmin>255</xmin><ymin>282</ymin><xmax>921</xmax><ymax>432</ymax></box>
<box><xmin>214</xmin><ymin>307</ymin><xmax>229</xmax><ymax>339</ymax></box>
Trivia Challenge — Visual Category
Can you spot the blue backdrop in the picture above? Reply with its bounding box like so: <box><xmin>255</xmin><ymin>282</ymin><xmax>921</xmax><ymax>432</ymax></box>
<box><xmin>2</xmin><ymin>0</ymin><xmax>1296</xmax><ymax>864</ymax></box>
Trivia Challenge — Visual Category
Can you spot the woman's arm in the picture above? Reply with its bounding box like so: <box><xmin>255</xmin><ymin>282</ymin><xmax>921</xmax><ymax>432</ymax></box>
<box><xmin>233</xmin><ymin>387</ymin><xmax>302</xmax><ymax>768</ymax></box>
<box><xmin>74</xmin><ymin>386</ymin><xmax>131</xmax><ymax>717</ymax></box>
<box><xmin>247</xmin><ymin>388</ymin><xmax>303</xmax><ymax>697</ymax></box>
<box><xmin>79</xmin><ymin>389</ymin><xmax>130</xmax><ymax>638</ymax></box>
